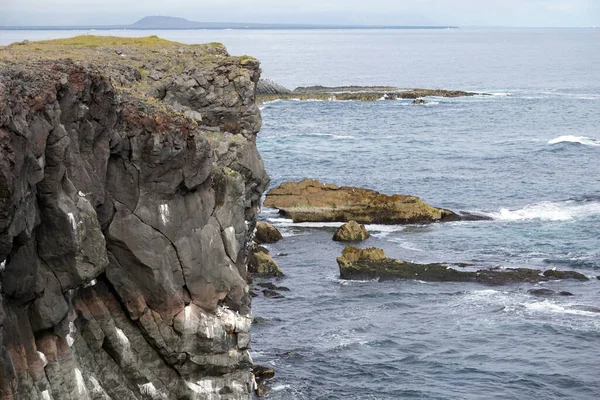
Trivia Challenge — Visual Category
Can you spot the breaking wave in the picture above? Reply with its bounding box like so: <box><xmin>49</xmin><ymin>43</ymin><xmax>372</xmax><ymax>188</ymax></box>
<box><xmin>547</xmin><ymin>135</ymin><xmax>600</xmax><ymax>147</ymax></box>
<box><xmin>488</xmin><ymin>199</ymin><xmax>600</xmax><ymax>222</ymax></box>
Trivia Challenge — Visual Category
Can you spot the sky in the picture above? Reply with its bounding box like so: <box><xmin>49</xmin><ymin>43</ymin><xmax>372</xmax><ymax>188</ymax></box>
<box><xmin>1</xmin><ymin>0</ymin><xmax>599</xmax><ymax>27</ymax></box>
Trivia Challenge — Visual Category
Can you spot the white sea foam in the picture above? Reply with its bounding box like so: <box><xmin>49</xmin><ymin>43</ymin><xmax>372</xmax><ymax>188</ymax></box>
<box><xmin>488</xmin><ymin>200</ymin><xmax>600</xmax><ymax>222</ymax></box>
<box><xmin>525</xmin><ymin>300</ymin><xmax>600</xmax><ymax>317</ymax></box>
<box><xmin>272</xmin><ymin>384</ymin><xmax>292</xmax><ymax>391</ymax></box>
<box><xmin>307</xmin><ymin>133</ymin><xmax>355</xmax><ymax>140</ymax></box>
<box><xmin>388</xmin><ymin>238</ymin><xmax>424</xmax><ymax>251</ymax></box>
<box><xmin>547</xmin><ymin>135</ymin><xmax>600</xmax><ymax>147</ymax></box>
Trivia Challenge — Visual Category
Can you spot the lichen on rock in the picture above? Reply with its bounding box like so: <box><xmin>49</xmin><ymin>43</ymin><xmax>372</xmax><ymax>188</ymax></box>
<box><xmin>264</xmin><ymin>179</ymin><xmax>459</xmax><ymax>224</ymax></box>
<box><xmin>0</xmin><ymin>36</ymin><xmax>269</xmax><ymax>399</ymax></box>
<box><xmin>333</xmin><ymin>220</ymin><xmax>370</xmax><ymax>242</ymax></box>
<box><xmin>337</xmin><ymin>246</ymin><xmax>589</xmax><ymax>285</ymax></box>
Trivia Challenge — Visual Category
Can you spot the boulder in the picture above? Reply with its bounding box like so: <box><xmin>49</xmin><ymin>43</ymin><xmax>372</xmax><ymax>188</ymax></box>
<box><xmin>252</xmin><ymin>365</ymin><xmax>275</xmax><ymax>397</ymax></box>
<box><xmin>248</xmin><ymin>246</ymin><xmax>283</xmax><ymax>278</ymax></box>
<box><xmin>333</xmin><ymin>220</ymin><xmax>370</xmax><ymax>241</ymax></box>
<box><xmin>255</xmin><ymin>221</ymin><xmax>283</xmax><ymax>244</ymax></box>
<box><xmin>264</xmin><ymin>179</ymin><xmax>459</xmax><ymax>224</ymax></box>
<box><xmin>337</xmin><ymin>246</ymin><xmax>591</xmax><ymax>285</ymax></box>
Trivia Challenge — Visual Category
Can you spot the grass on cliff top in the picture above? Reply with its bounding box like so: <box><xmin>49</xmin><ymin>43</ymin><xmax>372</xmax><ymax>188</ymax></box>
<box><xmin>28</xmin><ymin>35</ymin><xmax>181</xmax><ymax>48</ymax></box>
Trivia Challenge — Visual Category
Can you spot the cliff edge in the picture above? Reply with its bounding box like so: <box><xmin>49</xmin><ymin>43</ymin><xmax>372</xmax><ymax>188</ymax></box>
<box><xmin>0</xmin><ymin>36</ymin><xmax>269</xmax><ymax>399</ymax></box>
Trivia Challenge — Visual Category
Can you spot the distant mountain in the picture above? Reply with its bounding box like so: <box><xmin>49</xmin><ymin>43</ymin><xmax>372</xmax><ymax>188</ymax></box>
<box><xmin>0</xmin><ymin>16</ymin><xmax>459</xmax><ymax>30</ymax></box>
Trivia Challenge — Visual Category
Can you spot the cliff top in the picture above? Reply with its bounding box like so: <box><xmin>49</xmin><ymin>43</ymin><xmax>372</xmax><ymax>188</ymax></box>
<box><xmin>0</xmin><ymin>35</ymin><xmax>259</xmax><ymax>108</ymax></box>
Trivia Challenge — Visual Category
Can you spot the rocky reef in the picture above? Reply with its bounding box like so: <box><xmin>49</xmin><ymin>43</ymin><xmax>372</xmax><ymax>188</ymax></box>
<box><xmin>337</xmin><ymin>247</ymin><xmax>589</xmax><ymax>284</ymax></box>
<box><xmin>255</xmin><ymin>81</ymin><xmax>481</xmax><ymax>102</ymax></box>
<box><xmin>0</xmin><ymin>36</ymin><xmax>269</xmax><ymax>399</ymax></box>
<box><xmin>264</xmin><ymin>179</ymin><xmax>462</xmax><ymax>224</ymax></box>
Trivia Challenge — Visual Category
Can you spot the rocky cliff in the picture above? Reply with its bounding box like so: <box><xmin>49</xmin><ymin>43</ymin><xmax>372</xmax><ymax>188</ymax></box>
<box><xmin>0</xmin><ymin>36</ymin><xmax>269</xmax><ymax>399</ymax></box>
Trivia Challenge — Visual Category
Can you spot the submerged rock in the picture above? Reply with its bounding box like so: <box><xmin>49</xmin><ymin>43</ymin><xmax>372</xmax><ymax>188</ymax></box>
<box><xmin>262</xmin><ymin>289</ymin><xmax>284</xmax><ymax>299</ymax></box>
<box><xmin>337</xmin><ymin>247</ymin><xmax>590</xmax><ymax>285</ymax></box>
<box><xmin>256</xmin><ymin>282</ymin><xmax>290</xmax><ymax>292</ymax></box>
<box><xmin>0</xmin><ymin>36</ymin><xmax>268</xmax><ymax>399</ymax></box>
<box><xmin>255</xmin><ymin>221</ymin><xmax>283</xmax><ymax>244</ymax></box>
<box><xmin>333</xmin><ymin>220</ymin><xmax>370</xmax><ymax>241</ymax></box>
<box><xmin>412</xmin><ymin>98</ymin><xmax>427</xmax><ymax>104</ymax></box>
<box><xmin>264</xmin><ymin>179</ymin><xmax>459</xmax><ymax>224</ymax></box>
<box><xmin>528</xmin><ymin>288</ymin><xmax>574</xmax><ymax>297</ymax></box>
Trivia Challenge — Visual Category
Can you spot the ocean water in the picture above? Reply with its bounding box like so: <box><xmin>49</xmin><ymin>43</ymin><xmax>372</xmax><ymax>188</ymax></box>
<box><xmin>2</xmin><ymin>28</ymin><xmax>600</xmax><ymax>399</ymax></box>
<box><xmin>251</xmin><ymin>29</ymin><xmax>600</xmax><ymax>400</ymax></box>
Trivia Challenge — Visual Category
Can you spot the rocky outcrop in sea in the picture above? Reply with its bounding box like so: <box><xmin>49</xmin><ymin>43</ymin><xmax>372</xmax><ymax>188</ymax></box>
<box><xmin>337</xmin><ymin>247</ymin><xmax>589</xmax><ymax>284</ymax></box>
<box><xmin>0</xmin><ymin>36</ymin><xmax>268</xmax><ymax>399</ymax></box>
<box><xmin>264</xmin><ymin>179</ymin><xmax>460</xmax><ymax>224</ymax></box>
<box><xmin>255</xmin><ymin>80</ymin><xmax>482</xmax><ymax>102</ymax></box>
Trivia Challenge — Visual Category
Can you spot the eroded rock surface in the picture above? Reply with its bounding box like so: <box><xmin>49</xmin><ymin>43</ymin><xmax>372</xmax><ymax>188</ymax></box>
<box><xmin>332</xmin><ymin>221</ymin><xmax>370</xmax><ymax>242</ymax></box>
<box><xmin>248</xmin><ymin>246</ymin><xmax>282</xmax><ymax>278</ymax></box>
<box><xmin>254</xmin><ymin>221</ymin><xmax>282</xmax><ymax>244</ymax></box>
<box><xmin>337</xmin><ymin>247</ymin><xmax>589</xmax><ymax>285</ymax></box>
<box><xmin>264</xmin><ymin>179</ymin><xmax>459</xmax><ymax>224</ymax></box>
<box><xmin>0</xmin><ymin>36</ymin><xmax>269</xmax><ymax>400</ymax></box>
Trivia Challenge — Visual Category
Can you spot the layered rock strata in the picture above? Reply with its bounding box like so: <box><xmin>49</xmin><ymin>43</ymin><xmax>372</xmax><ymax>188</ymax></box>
<box><xmin>264</xmin><ymin>179</ymin><xmax>459</xmax><ymax>224</ymax></box>
<box><xmin>337</xmin><ymin>247</ymin><xmax>589</xmax><ymax>284</ymax></box>
<box><xmin>0</xmin><ymin>36</ymin><xmax>269</xmax><ymax>399</ymax></box>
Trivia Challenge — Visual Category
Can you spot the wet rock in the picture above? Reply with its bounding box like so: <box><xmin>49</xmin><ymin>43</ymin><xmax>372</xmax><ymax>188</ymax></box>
<box><xmin>256</xmin><ymin>282</ymin><xmax>290</xmax><ymax>291</ymax></box>
<box><xmin>255</xmin><ymin>221</ymin><xmax>283</xmax><ymax>244</ymax></box>
<box><xmin>542</xmin><ymin>269</ymin><xmax>588</xmax><ymax>281</ymax></box>
<box><xmin>262</xmin><ymin>289</ymin><xmax>284</xmax><ymax>299</ymax></box>
<box><xmin>412</xmin><ymin>98</ymin><xmax>427</xmax><ymax>104</ymax></box>
<box><xmin>528</xmin><ymin>288</ymin><xmax>574</xmax><ymax>297</ymax></box>
<box><xmin>333</xmin><ymin>220</ymin><xmax>370</xmax><ymax>241</ymax></box>
<box><xmin>337</xmin><ymin>247</ymin><xmax>591</xmax><ymax>285</ymax></box>
<box><xmin>252</xmin><ymin>316</ymin><xmax>267</xmax><ymax>325</ymax></box>
<box><xmin>559</xmin><ymin>291</ymin><xmax>574</xmax><ymax>296</ymax></box>
<box><xmin>252</xmin><ymin>365</ymin><xmax>275</xmax><ymax>397</ymax></box>
<box><xmin>265</xmin><ymin>179</ymin><xmax>459</xmax><ymax>224</ymax></box>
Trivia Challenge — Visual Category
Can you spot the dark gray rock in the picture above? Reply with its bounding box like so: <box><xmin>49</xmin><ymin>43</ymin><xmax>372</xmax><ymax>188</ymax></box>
<box><xmin>256</xmin><ymin>79</ymin><xmax>292</xmax><ymax>95</ymax></box>
<box><xmin>528</xmin><ymin>288</ymin><xmax>574</xmax><ymax>297</ymax></box>
<box><xmin>0</xmin><ymin>39</ymin><xmax>268</xmax><ymax>399</ymax></box>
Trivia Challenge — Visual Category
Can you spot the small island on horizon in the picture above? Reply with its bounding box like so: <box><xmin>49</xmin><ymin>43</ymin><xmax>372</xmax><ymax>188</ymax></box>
<box><xmin>0</xmin><ymin>15</ymin><xmax>460</xmax><ymax>31</ymax></box>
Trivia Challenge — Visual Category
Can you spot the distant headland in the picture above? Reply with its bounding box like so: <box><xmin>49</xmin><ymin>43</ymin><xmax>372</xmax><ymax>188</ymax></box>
<box><xmin>0</xmin><ymin>15</ymin><xmax>459</xmax><ymax>30</ymax></box>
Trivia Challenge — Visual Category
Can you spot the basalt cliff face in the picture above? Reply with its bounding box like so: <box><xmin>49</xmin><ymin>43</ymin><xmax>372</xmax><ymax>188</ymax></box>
<box><xmin>0</xmin><ymin>36</ymin><xmax>268</xmax><ymax>399</ymax></box>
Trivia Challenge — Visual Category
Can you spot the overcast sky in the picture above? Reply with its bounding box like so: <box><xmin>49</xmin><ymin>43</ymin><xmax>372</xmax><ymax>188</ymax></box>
<box><xmin>1</xmin><ymin>0</ymin><xmax>599</xmax><ymax>27</ymax></box>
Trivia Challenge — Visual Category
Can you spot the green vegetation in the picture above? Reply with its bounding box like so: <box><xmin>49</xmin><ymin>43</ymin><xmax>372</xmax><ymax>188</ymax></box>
<box><xmin>32</xmin><ymin>35</ymin><xmax>180</xmax><ymax>48</ymax></box>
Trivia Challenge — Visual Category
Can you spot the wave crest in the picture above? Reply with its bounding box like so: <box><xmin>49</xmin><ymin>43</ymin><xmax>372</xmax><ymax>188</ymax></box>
<box><xmin>488</xmin><ymin>200</ymin><xmax>600</xmax><ymax>222</ymax></box>
<box><xmin>547</xmin><ymin>135</ymin><xmax>600</xmax><ymax>147</ymax></box>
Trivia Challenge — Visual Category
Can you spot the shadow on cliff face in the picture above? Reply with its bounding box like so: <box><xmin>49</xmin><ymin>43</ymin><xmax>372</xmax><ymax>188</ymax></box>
<box><xmin>0</xmin><ymin>36</ymin><xmax>269</xmax><ymax>399</ymax></box>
